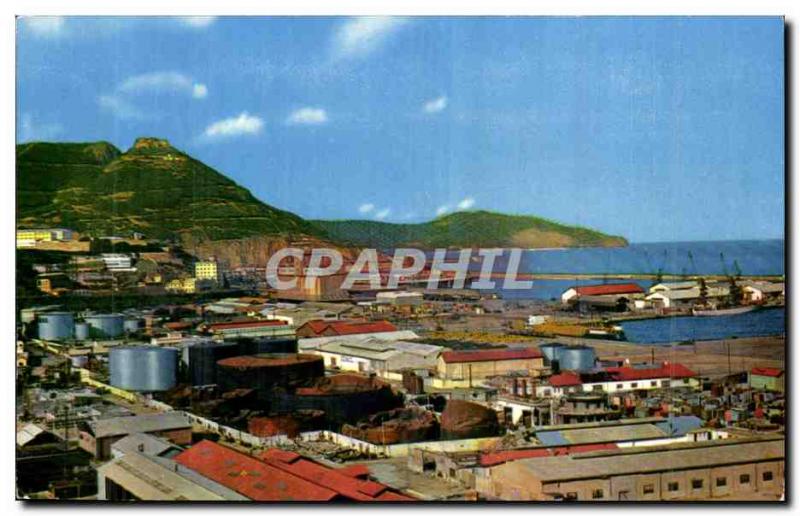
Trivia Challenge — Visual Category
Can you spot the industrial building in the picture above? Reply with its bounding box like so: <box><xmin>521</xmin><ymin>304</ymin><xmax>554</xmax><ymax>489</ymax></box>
<box><xmin>560</xmin><ymin>284</ymin><xmax>645</xmax><ymax>306</ymax></box>
<box><xmin>296</xmin><ymin>320</ymin><xmax>398</xmax><ymax>338</ymax></box>
<box><xmin>478</xmin><ymin>437</ymin><xmax>784</xmax><ymax>501</ymax></box>
<box><xmin>202</xmin><ymin>319</ymin><xmax>295</xmax><ymax>339</ymax></box>
<box><xmin>78</xmin><ymin>412</ymin><xmax>192</xmax><ymax>460</ymax></box>
<box><xmin>436</xmin><ymin>348</ymin><xmax>545</xmax><ymax>385</ymax></box>
<box><xmin>174</xmin><ymin>440</ymin><xmax>413</xmax><ymax>501</ymax></box>
<box><xmin>309</xmin><ymin>338</ymin><xmax>442</xmax><ymax>375</ymax></box>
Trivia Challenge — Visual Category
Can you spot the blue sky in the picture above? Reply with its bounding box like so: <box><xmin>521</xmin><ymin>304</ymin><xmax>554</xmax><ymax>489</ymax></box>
<box><xmin>17</xmin><ymin>16</ymin><xmax>784</xmax><ymax>242</ymax></box>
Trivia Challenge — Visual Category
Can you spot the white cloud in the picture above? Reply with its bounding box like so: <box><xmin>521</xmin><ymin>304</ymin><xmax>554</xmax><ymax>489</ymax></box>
<box><xmin>178</xmin><ymin>17</ymin><xmax>217</xmax><ymax>28</ymax></box>
<box><xmin>18</xmin><ymin>113</ymin><xmax>63</xmax><ymax>142</ymax></box>
<box><xmin>423</xmin><ymin>96</ymin><xmax>448</xmax><ymax>114</ymax></box>
<box><xmin>20</xmin><ymin>16</ymin><xmax>65</xmax><ymax>38</ymax></box>
<box><xmin>457</xmin><ymin>197</ymin><xmax>476</xmax><ymax>210</ymax></box>
<box><xmin>374</xmin><ymin>208</ymin><xmax>391</xmax><ymax>221</ymax></box>
<box><xmin>286</xmin><ymin>107</ymin><xmax>328</xmax><ymax>126</ymax></box>
<box><xmin>332</xmin><ymin>16</ymin><xmax>408</xmax><ymax>60</ymax></box>
<box><xmin>192</xmin><ymin>83</ymin><xmax>208</xmax><ymax>99</ymax></box>
<box><xmin>203</xmin><ymin>112</ymin><xmax>264</xmax><ymax>139</ymax></box>
<box><xmin>118</xmin><ymin>71</ymin><xmax>194</xmax><ymax>95</ymax></box>
<box><xmin>97</xmin><ymin>95</ymin><xmax>146</xmax><ymax>121</ymax></box>
<box><xmin>358</xmin><ymin>203</ymin><xmax>375</xmax><ymax>214</ymax></box>
<box><xmin>435</xmin><ymin>205</ymin><xmax>450</xmax><ymax>217</ymax></box>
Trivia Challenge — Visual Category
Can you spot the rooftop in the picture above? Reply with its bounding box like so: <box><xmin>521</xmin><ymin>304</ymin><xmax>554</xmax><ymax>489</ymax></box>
<box><xmin>441</xmin><ymin>347</ymin><xmax>543</xmax><ymax>364</ymax></box>
<box><xmin>571</xmin><ymin>283</ymin><xmax>644</xmax><ymax>296</ymax></box>
<box><xmin>88</xmin><ymin>412</ymin><xmax>191</xmax><ymax>438</ymax></box>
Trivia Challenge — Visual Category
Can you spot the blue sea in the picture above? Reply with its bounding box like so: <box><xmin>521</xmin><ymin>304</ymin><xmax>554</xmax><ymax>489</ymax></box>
<box><xmin>490</xmin><ymin>239</ymin><xmax>784</xmax><ymax>301</ymax></box>
<box><xmin>621</xmin><ymin>308</ymin><xmax>785</xmax><ymax>344</ymax></box>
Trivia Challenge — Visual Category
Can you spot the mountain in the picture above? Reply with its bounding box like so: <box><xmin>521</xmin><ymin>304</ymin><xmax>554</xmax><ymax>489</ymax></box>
<box><xmin>16</xmin><ymin>137</ymin><xmax>325</xmax><ymax>245</ymax></box>
<box><xmin>312</xmin><ymin>211</ymin><xmax>628</xmax><ymax>249</ymax></box>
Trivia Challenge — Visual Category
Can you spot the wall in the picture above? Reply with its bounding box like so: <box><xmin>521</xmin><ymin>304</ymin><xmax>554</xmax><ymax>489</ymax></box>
<box><xmin>437</xmin><ymin>357</ymin><xmax>544</xmax><ymax>382</ymax></box>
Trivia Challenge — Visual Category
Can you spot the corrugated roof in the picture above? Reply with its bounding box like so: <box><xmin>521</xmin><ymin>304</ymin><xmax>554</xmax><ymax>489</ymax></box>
<box><xmin>500</xmin><ymin>438</ymin><xmax>784</xmax><ymax>483</ymax></box>
<box><xmin>605</xmin><ymin>363</ymin><xmax>696</xmax><ymax>381</ymax></box>
<box><xmin>174</xmin><ymin>440</ymin><xmax>340</xmax><ymax>501</ymax></box>
<box><xmin>300</xmin><ymin>320</ymin><xmax>398</xmax><ymax>336</ymax></box>
<box><xmin>480</xmin><ymin>443</ymin><xmax>617</xmax><ymax>467</ymax></box>
<box><xmin>548</xmin><ymin>371</ymin><xmax>583</xmax><ymax>387</ymax></box>
<box><xmin>572</xmin><ymin>284</ymin><xmax>644</xmax><ymax>296</ymax></box>
<box><xmin>441</xmin><ymin>347</ymin><xmax>542</xmax><ymax>364</ymax></box>
<box><xmin>90</xmin><ymin>412</ymin><xmax>192</xmax><ymax>438</ymax></box>
<box><xmin>208</xmin><ymin>319</ymin><xmax>288</xmax><ymax>331</ymax></box>
<box><xmin>751</xmin><ymin>367</ymin><xmax>784</xmax><ymax>378</ymax></box>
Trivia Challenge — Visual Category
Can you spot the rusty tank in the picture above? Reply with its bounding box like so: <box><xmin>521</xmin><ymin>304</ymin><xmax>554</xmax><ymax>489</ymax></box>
<box><xmin>440</xmin><ymin>399</ymin><xmax>500</xmax><ymax>440</ymax></box>
<box><xmin>342</xmin><ymin>407</ymin><xmax>439</xmax><ymax>444</ymax></box>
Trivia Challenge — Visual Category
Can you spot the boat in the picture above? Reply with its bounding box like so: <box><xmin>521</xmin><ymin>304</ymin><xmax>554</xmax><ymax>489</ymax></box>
<box><xmin>691</xmin><ymin>305</ymin><xmax>758</xmax><ymax>317</ymax></box>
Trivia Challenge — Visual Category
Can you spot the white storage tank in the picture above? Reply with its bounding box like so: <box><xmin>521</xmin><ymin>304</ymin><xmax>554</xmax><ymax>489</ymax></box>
<box><xmin>123</xmin><ymin>318</ymin><xmax>141</xmax><ymax>334</ymax></box>
<box><xmin>556</xmin><ymin>345</ymin><xmax>597</xmax><ymax>372</ymax></box>
<box><xmin>74</xmin><ymin>322</ymin><xmax>89</xmax><ymax>341</ymax></box>
<box><xmin>109</xmin><ymin>346</ymin><xmax>178</xmax><ymax>392</ymax></box>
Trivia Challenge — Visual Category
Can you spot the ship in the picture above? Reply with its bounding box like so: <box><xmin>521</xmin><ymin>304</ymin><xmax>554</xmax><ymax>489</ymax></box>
<box><xmin>691</xmin><ymin>305</ymin><xmax>758</xmax><ymax>317</ymax></box>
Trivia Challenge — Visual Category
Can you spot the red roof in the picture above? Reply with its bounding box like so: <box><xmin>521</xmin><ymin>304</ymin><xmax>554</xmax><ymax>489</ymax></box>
<box><xmin>605</xmin><ymin>363</ymin><xmax>697</xmax><ymax>381</ymax></box>
<box><xmin>751</xmin><ymin>367</ymin><xmax>784</xmax><ymax>378</ymax></box>
<box><xmin>174</xmin><ymin>440</ymin><xmax>339</xmax><ymax>501</ymax></box>
<box><xmin>208</xmin><ymin>319</ymin><xmax>288</xmax><ymax>331</ymax></box>
<box><xmin>441</xmin><ymin>348</ymin><xmax>543</xmax><ymax>364</ymax></box>
<box><xmin>548</xmin><ymin>370</ymin><xmax>583</xmax><ymax>387</ymax></box>
<box><xmin>572</xmin><ymin>283</ymin><xmax>644</xmax><ymax>296</ymax></box>
<box><xmin>258</xmin><ymin>449</ymin><xmax>414</xmax><ymax>501</ymax></box>
<box><xmin>300</xmin><ymin>320</ymin><xmax>398</xmax><ymax>337</ymax></box>
<box><xmin>480</xmin><ymin>443</ymin><xmax>617</xmax><ymax>467</ymax></box>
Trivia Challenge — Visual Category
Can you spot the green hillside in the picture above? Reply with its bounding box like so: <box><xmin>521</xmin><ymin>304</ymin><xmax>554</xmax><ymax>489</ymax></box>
<box><xmin>312</xmin><ymin>211</ymin><xmax>627</xmax><ymax>249</ymax></box>
<box><xmin>16</xmin><ymin>138</ymin><xmax>324</xmax><ymax>242</ymax></box>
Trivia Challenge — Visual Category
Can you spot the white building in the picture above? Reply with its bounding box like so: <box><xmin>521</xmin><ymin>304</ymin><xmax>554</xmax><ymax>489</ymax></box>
<box><xmin>742</xmin><ymin>282</ymin><xmax>784</xmax><ymax>303</ymax></box>
<box><xmin>309</xmin><ymin>338</ymin><xmax>442</xmax><ymax>376</ymax></box>
<box><xmin>101</xmin><ymin>253</ymin><xmax>134</xmax><ymax>271</ymax></box>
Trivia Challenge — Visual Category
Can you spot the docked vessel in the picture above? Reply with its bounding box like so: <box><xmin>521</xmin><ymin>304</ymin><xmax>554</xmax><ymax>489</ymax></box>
<box><xmin>691</xmin><ymin>305</ymin><xmax>758</xmax><ymax>317</ymax></box>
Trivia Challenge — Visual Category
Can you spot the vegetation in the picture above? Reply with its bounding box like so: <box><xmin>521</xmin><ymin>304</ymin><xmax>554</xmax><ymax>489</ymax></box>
<box><xmin>17</xmin><ymin>138</ymin><xmax>325</xmax><ymax>243</ymax></box>
<box><xmin>313</xmin><ymin>210</ymin><xmax>627</xmax><ymax>249</ymax></box>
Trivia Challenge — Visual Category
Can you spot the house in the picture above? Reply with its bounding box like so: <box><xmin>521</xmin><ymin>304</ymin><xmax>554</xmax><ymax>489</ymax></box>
<box><xmin>561</xmin><ymin>284</ymin><xmax>644</xmax><ymax>305</ymax></box>
<box><xmin>749</xmin><ymin>368</ymin><xmax>784</xmax><ymax>393</ymax></box>
<box><xmin>78</xmin><ymin>412</ymin><xmax>193</xmax><ymax>460</ymax></box>
<box><xmin>296</xmin><ymin>319</ymin><xmax>398</xmax><ymax>338</ymax></box>
<box><xmin>536</xmin><ymin>362</ymin><xmax>699</xmax><ymax>398</ymax></box>
<box><xmin>16</xmin><ymin>423</ymin><xmax>61</xmax><ymax>448</ymax></box>
<box><xmin>648</xmin><ymin>281</ymin><xmax>698</xmax><ymax>294</ymax></box>
<box><xmin>479</xmin><ymin>437</ymin><xmax>784</xmax><ymax>501</ymax></box>
<box><xmin>436</xmin><ymin>348</ymin><xmax>545</xmax><ymax>385</ymax></box>
<box><xmin>174</xmin><ymin>440</ymin><xmax>414</xmax><ymax>501</ymax></box>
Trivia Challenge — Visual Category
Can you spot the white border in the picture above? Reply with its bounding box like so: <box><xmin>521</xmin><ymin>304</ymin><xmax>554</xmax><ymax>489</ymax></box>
<box><xmin>2</xmin><ymin>1</ymin><xmax>795</xmax><ymax>515</ymax></box>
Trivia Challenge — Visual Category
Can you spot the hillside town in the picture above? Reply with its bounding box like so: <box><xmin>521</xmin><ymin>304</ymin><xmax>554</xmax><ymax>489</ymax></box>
<box><xmin>16</xmin><ymin>227</ymin><xmax>786</xmax><ymax>501</ymax></box>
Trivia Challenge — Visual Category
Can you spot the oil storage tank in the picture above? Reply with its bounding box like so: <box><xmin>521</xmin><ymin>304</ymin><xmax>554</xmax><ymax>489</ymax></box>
<box><xmin>556</xmin><ymin>345</ymin><xmax>597</xmax><ymax>372</ymax></box>
<box><xmin>74</xmin><ymin>322</ymin><xmax>89</xmax><ymax>341</ymax></box>
<box><xmin>539</xmin><ymin>343</ymin><xmax>566</xmax><ymax>366</ymax></box>
<box><xmin>109</xmin><ymin>346</ymin><xmax>178</xmax><ymax>392</ymax></box>
<box><xmin>123</xmin><ymin>318</ymin><xmax>141</xmax><ymax>334</ymax></box>
<box><xmin>234</xmin><ymin>337</ymin><xmax>298</xmax><ymax>356</ymax></box>
<box><xmin>216</xmin><ymin>353</ymin><xmax>324</xmax><ymax>397</ymax></box>
<box><xmin>37</xmin><ymin>312</ymin><xmax>75</xmax><ymax>341</ymax></box>
<box><xmin>186</xmin><ymin>341</ymin><xmax>241</xmax><ymax>386</ymax></box>
<box><xmin>85</xmin><ymin>314</ymin><xmax>124</xmax><ymax>338</ymax></box>
<box><xmin>440</xmin><ymin>399</ymin><xmax>500</xmax><ymax>440</ymax></box>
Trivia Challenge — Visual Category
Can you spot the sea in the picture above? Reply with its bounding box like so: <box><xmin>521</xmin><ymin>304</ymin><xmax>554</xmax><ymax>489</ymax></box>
<box><xmin>485</xmin><ymin>239</ymin><xmax>786</xmax><ymax>343</ymax></box>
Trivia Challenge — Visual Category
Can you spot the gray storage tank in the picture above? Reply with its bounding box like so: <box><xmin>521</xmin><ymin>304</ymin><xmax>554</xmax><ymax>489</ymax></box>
<box><xmin>123</xmin><ymin>318</ymin><xmax>141</xmax><ymax>334</ymax></box>
<box><xmin>85</xmin><ymin>314</ymin><xmax>124</xmax><ymax>338</ymax></box>
<box><xmin>539</xmin><ymin>343</ymin><xmax>567</xmax><ymax>366</ymax></box>
<box><xmin>37</xmin><ymin>312</ymin><xmax>75</xmax><ymax>341</ymax></box>
<box><xmin>74</xmin><ymin>322</ymin><xmax>89</xmax><ymax>341</ymax></box>
<box><xmin>556</xmin><ymin>345</ymin><xmax>597</xmax><ymax>372</ymax></box>
<box><xmin>109</xmin><ymin>346</ymin><xmax>178</xmax><ymax>392</ymax></box>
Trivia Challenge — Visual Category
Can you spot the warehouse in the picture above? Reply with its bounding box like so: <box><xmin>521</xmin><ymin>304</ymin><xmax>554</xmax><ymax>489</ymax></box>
<box><xmin>436</xmin><ymin>348</ymin><xmax>544</xmax><ymax>385</ymax></box>
<box><xmin>78</xmin><ymin>412</ymin><xmax>192</xmax><ymax>460</ymax></box>
<box><xmin>478</xmin><ymin>437</ymin><xmax>784</xmax><ymax>501</ymax></box>
<box><xmin>202</xmin><ymin>319</ymin><xmax>296</xmax><ymax>339</ymax></box>
<box><xmin>561</xmin><ymin>284</ymin><xmax>644</xmax><ymax>305</ymax></box>
<box><xmin>296</xmin><ymin>319</ymin><xmax>398</xmax><ymax>338</ymax></box>
<box><xmin>310</xmin><ymin>338</ymin><xmax>442</xmax><ymax>375</ymax></box>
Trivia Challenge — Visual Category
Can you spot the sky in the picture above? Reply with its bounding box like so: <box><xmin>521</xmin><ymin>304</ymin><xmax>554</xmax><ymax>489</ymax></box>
<box><xmin>17</xmin><ymin>16</ymin><xmax>784</xmax><ymax>243</ymax></box>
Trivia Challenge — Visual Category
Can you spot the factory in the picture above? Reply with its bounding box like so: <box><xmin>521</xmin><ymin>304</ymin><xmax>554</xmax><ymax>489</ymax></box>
<box><xmin>560</xmin><ymin>283</ymin><xmax>645</xmax><ymax>311</ymax></box>
<box><xmin>478</xmin><ymin>437</ymin><xmax>784</xmax><ymax>501</ymax></box>
<box><xmin>436</xmin><ymin>348</ymin><xmax>545</xmax><ymax>386</ymax></box>
<box><xmin>296</xmin><ymin>319</ymin><xmax>398</xmax><ymax>338</ymax></box>
<box><xmin>201</xmin><ymin>319</ymin><xmax>295</xmax><ymax>339</ymax></box>
<box><xmin>78</xmin><ymin>412</ymin><xmax>193</xmax><ymax>460</ymax></box>
<box><xmin>308</xmin><ymin>338</ymin><xmax>442</xmax><ymax>376</ymax></box>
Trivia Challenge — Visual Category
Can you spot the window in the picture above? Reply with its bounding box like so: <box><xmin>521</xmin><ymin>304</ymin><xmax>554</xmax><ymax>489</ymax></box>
<box><xmin>592</xmin><ymin>384</ymin><xmax>603</xmax><ymax>392</ymax></box>
<box><xmin>691</xmin><ymin>479</ymin><xmax>703</xmax><ymax>489</ymax></box>
<box><xmin>565</xmin><ymin>492</ymin><xmax>578</xmax><ymax>500</ymax></box>
<box><xmin>661</xmin><ymin>380</ymin><xmax>670</xmax><ymax>387</ymax></box>
<box><xmin>667</xmin><ymin>482</ymin><xmax>679</xmax><ymax>492</ymax></box>
<box><xmin>642</xmin><ymin>484</ymin><xmax>655</xmax><ymax>495</ymax></box>
<box><xmin>739</xmin><ymin>474</ymin><xmax>750</xmax><ymax>484</ymax></box>
<box><xmin>591</xmin><ymin>489</ymin><xmax>603</xmax><ymax>499</ymax></box>
<box><xmin>616</xmin><ymin>384</ymin><xmax>623</xmax><ymax>389</ymax></box>
<box><xmin>716</xmin><ymin>477</ymin><xmax>727</xmax><ymax>487</ymax></box>
<box><xmin>543</xmin><ymin>389</ymin><xmax>551</xmax><ymax>396</ymax></box>
<box><xmin>683</xmin><ymin>378</ymin><xmax>690</xmax><ymax>384</ymax></box>
<box><xmin>631</xmin><ymin>382</ymin><xmax>638</xmax><ymax>388</ymax></box>
<box><xmin>763</xmin><ymin>471</ymin><xmax>774</xmax><ymax>482</ymax></box>
<box><xmin>651</xmin><ymin>381</ymin><xmax>658</xmax><ymax>387</ymax></box>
